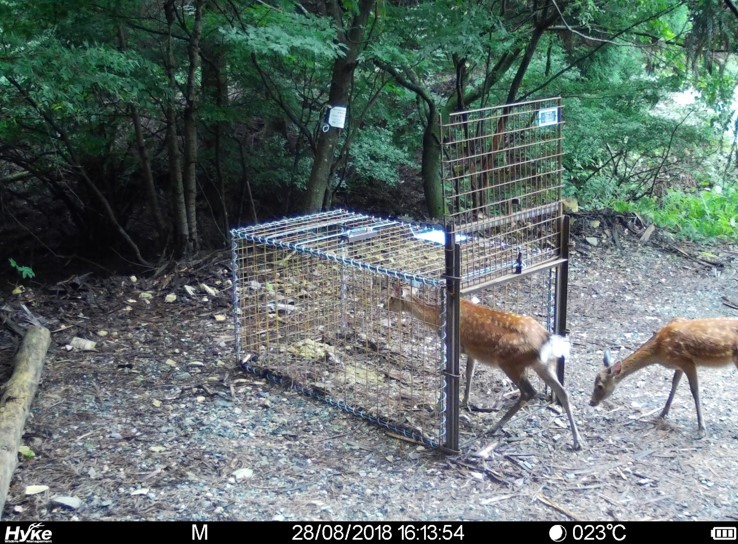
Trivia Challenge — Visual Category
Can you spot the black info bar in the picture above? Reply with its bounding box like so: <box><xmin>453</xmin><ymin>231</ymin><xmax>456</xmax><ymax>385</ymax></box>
<box><xmin>1</xmin><ymin>520</ymin><xmax>734</xmax><ymax>543</ymax></box>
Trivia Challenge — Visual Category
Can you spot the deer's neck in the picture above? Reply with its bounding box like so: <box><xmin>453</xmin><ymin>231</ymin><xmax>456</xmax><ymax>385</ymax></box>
<box><xmin>614</xmin><ymin>337</ymin><xmax>660</xmax><ymax>383</ymax></box>
<box><xmin>404</xmin><ymin>297</ymin><xmax>442</xmax><ymax>328</ymax></box>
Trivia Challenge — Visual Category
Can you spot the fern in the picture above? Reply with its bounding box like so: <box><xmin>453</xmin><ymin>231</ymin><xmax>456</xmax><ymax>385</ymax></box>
<box><xmin>9</xmin><ymin>258</ymin><xmax>35</xmax><ymax>280</ymax></box>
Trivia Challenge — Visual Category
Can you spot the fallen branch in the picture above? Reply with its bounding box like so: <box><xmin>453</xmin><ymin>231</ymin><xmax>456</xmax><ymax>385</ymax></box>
<box><xmin>0</xmin><ymin>314</ymin><xmax>25</xmax><ymax>338</ymax></box>
<box><xmin>0</xmin><ymin>326</ymin><xmax>51</xmax><ymax>519</ymax></box>
<box><xmin>656</xmin><ymin>241</ymin><xmax>726</xmax><ymax>269</ymax></box>
<box><xmin>536</xmin><ymin>493</ymin><xmax>583</xmax><ymax>521</ymax></box>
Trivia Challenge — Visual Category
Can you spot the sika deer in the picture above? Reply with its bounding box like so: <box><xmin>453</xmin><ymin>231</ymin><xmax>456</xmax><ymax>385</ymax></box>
<box><xmin>387</xmin><ymin>288</ymin><xmax>582</xmax><ymax>450</ymax></box>
<box><xmin>590</xmin><ymin>317</ymin><xmax>738</xmax><ymax>434</ymax></box>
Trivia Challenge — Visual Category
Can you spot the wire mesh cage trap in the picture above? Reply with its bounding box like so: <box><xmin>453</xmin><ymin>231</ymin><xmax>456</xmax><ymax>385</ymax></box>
<box><xmin>231</xmin><ymin>97</ymin><xmax>570</xmax><ymax>453</ymax></box>
<box><xmin>231</xmin><ymin>210</ymin><xmax>457</xmax><ymax>449</ymax></box>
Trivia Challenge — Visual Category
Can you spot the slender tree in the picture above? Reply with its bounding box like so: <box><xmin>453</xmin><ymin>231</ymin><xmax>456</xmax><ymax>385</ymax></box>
<box><xmin>301</xmin><ymin>0</ymin><xmax>377</xmax><ymax>213</ymax></box>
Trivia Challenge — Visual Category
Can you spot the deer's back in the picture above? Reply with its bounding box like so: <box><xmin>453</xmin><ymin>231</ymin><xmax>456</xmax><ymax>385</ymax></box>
<box><xmin>656</xmin><ymin>317</ymin><xmax>738</xmax><ymax>366</ymax></box>
<box><xmin>458</xmin><ymin>301</ymin><xmax>548</xmax><ymax>366</ymax></box>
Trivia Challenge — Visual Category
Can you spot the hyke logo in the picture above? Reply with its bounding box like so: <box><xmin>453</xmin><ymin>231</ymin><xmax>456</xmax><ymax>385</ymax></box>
<box><xmin>5</xmin><ymin>523</ymin><xmax>53</xmax><ymax>544</ymax></box>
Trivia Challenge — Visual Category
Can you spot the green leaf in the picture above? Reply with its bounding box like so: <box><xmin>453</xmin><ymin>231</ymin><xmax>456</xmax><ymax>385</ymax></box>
<box><xmin>18</xmin><ymin>445</ymin><xmax>36</xmax><ymax>459</ymax></box>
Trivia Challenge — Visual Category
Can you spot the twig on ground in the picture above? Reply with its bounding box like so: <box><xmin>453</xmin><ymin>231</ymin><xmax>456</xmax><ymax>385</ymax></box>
<box><xmin>536</xmin><ymin>494</ymin><xmax>582</xmax><ymax>521</ymax></box>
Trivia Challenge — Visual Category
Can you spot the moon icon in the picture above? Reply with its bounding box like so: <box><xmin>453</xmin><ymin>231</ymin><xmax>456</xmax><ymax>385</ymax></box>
<box><xmin>549</xmin><ymin>525</ymin><xmax>567</xmax><ymax>542</ymax></box>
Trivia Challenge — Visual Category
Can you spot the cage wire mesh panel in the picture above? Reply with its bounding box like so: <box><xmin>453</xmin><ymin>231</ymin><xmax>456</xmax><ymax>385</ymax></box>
<box><xmin>438</xmin><ymin>98</ymin><xmax>571</xmax><ymax>447</ymax></box>
<box><xmin>231</xmin><ymin>210</ymin><xmax>455</xmax><ymax>448</ymax></box>
<box><xmin>440</xmin><ymin>97</ymin><xmax>565</xmax><ymax>290</ymax></box>
<box><xmin>461</xmin><ymin>267</ymin><xmax>562</xmax><ymax>410</ymax></box>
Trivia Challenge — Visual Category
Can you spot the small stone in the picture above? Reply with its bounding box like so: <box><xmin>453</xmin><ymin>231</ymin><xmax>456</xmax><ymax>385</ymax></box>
<box><xmin>25</xmin><ymin>485</ymin><xmax>49</xmax><ymax>495</ymax></box>
<box><xmin>233</xmin><ymin>468</ymin><xmax>254</xmax><ymax>480</ymax></box>
<box><xmin>51</xmin><ymin>496</ymin><xmax>83</xmax><ymax>510</ymax></box>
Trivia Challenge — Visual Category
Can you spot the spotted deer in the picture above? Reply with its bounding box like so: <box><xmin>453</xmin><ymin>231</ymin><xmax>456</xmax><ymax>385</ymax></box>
<box><xmin>387</xmin><ymin>287</ymin><xmax>582</xmax><ymax>450</ymax></box>
<box><xmin>590</xmin><ymin>317</ymin><xmax>738</xmax><ymax>433</ymax></box>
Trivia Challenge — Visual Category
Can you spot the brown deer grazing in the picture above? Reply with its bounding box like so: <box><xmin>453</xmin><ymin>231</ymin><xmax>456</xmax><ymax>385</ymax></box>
<box><xmin>590</xmin><ymin>317</ymin><xmax>738</xmax><ymax>433</ymax></box>
<box><xmin>387</xmin><ymin>288</ymin><xmax>582</xmax><ymax>450</ymax></box>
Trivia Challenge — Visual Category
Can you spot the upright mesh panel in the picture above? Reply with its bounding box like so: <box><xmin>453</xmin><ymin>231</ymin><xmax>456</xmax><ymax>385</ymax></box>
<box><xmin>440</xmin><ymin>98</ymin><xmax>564</xmax><ymax>290</ymax></box>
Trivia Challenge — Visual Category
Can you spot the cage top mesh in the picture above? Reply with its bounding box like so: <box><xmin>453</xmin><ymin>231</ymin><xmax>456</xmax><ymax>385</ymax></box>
<box><xmin>230</xmin><ymin>209</ymin><xmax>449</xmax><ymax>286</ymax></box>
<box><xmin>231</xmin><ymin>204</ymin><xmax>565</xmax><ymax>291</ymax></box>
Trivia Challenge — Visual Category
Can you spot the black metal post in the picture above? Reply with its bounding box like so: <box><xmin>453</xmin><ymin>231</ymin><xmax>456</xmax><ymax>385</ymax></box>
<box><xmin>443</xmin><ymin>223</ymin><xmax>461</xmax><ymax>454</ymax></box>
<box><xmin>555</xmin><ymin>214</ymin><xmax>570</xmax><ymax>386</ymax></box>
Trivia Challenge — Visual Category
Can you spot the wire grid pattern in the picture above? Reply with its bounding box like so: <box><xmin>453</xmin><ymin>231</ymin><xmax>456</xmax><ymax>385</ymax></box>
<box><xmin>440</xmin><ymin>98</ymin><xmax>565</xmax><ymax>289</ymax></box>
<box><xmin>232</xmin><ymin>209</ymin><xmax>449</xmax><ymax>285</ymax></box>
<box><xmin>231</xmin><ymin>211</ymin><xmax>452</xmax><ymax>447</ymax></box>
<box><xmin>459</xmin><ymin>267</ymin><xmax>562</xmax><ymax>412</ymax></box>
<box><xmin>229</xmin><ymin>96</ymin><xmax>569</xmax><ymax>451</ymax></box>
<box><xmin>469</xmin><ymin>267</ymin><xmax>559</xmax><ymax>332</ymax></box>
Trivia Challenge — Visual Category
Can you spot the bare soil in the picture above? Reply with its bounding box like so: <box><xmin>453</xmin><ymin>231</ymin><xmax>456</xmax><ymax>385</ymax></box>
<box><xmin>1</xmin><ymin>221</ymin><xmax>738</xmax><ymax>522</ymax></box>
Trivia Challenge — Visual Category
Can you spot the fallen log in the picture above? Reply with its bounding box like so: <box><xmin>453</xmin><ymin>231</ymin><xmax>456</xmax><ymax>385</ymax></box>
<box><xmin>0</xmin><ymin>326</ymin><xmax>51</xmax><ymax>519</ymax></box>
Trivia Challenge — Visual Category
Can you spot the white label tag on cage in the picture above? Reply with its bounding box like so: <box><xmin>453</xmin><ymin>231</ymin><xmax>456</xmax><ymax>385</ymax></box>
<box><xmin>537</xmin><ymin>107</ymin><xmax>559</xmax><ymax>127</ymax></box>
<box><xmin>328</xmin><ymin>106</ymin><xmax>347</xmax><ymax>128</ymax></box>
<box><xmin>412</xmin><ymin>228</ymin><xmax>467</xmax><ymax>245</ymax></box>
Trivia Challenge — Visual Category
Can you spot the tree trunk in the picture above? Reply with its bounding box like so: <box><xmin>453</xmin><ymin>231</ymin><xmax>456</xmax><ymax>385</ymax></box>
<box><xmin>0</xmin><ymin>326</ymin><xmax>51</xmax><ymax>519</ymax></box>
<box><xmin>236</xmin><ymin>140</ymin><xmax>259</xmax><ymax>225</ymax></box>
<box><xmin>118</xmin><ymin>23</ymin><xmax>166</xmax><ymax>236</ymax></box>
<box><xmin>303</xmin><ymin>123</ymin><xmax>340</xmax><ymax>212</ymax></box>
<box><xmin>164</xmin><ymin>1</ymin><xmax>189</xmax><ymax>257</ymax></box>
<box><xmin>131</xmin><ymin>105</ymin><xmax>166</xmax><ymax>235</ymax></box>
<box><xmin>301</xmin><ymin>0</ymin><xmax>376</xmax><ymax>213</ymax></box>
<box><xmin>506</xmin><ymin>3</ymin><xmax>557</xmax><ymax>104</ymax></box>
<box><xmin>183</xmin><ymin>0</ymin><xmax>203</xmax><ymax>253</ymax></box>
<box><xmin>166</xmin><ymin>105</ymin><xmax>188</xmax><ymax>256</ymax></box>
<box><xmin>201</xmin><ymin>17</ymin><xmax>229</xmax><ymax>242</ymax></box>
<box><xmin>421</xmin><ymin>104</ymin><xmax>445</xmax><ymax>219</ymax></box>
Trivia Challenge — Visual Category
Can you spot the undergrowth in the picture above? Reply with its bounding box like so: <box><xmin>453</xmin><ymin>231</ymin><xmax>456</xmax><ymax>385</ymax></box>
<box><xmin>612</xmin><ymin>185</ymin><xmax>738</xmax><ymax>241</ymax></box>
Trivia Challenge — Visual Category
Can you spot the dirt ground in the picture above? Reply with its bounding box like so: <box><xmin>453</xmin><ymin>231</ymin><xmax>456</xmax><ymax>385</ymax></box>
<box><xmin>1</xmin><ymin>219</ymin><xmax>738</xmax><ymax>522</ymax></box>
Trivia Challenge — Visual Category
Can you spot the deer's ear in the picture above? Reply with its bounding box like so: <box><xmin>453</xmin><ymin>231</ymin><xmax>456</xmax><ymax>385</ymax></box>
<box><xmin>603</xmin><ymin>351</ymin><xmax>622</xmax><ymax>375</ymax></box>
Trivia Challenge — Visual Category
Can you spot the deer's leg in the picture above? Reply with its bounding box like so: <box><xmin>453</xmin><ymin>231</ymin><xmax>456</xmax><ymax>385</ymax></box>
<box><xmin>532</xmin><ymin>361</ymin><xmax>583</xmax><ymax>451</ymax></box>
<box><xmin>487</xmin><ymin>367</ymin><xmax>537</xmax><ymax>436</ymax></box>
<box><xmin>682</xmin><ymin>364</ymin><xmax>705</xmax><ymax>433</ymax></box>
<box><xmin>660</xmin><ymin>369</ymin><xmax>683</xmax><ymax>419</ymax></box>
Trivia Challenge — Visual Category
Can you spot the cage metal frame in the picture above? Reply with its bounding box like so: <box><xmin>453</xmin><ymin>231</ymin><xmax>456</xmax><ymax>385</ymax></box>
<box><xmin>231</xmin><ymin>210</ymin><xmax>456</xmax><ymax>449</ymax></box>
<box><xmin>231</xmin><ymin>97</ymin><xmax>570</xmax><ymax>453</ymax></box>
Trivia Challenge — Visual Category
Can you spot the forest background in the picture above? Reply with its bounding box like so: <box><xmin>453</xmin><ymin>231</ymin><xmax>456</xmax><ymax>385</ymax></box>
<box><xmin>1</xmin><ymin>0</ymin><xmax>737</xmax><ymax>275</ymax></box>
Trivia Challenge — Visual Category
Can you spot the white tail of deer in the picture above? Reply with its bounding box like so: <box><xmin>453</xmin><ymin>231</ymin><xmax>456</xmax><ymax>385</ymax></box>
<box><xmin>387</xmin><ymin>287</ymin><xmax>581</xmax><ymax>450</ymax></box>
<box><xmin>590</xmin><ymin>317</ymin><xmax>738</xmax><ymax>433</ymax></box>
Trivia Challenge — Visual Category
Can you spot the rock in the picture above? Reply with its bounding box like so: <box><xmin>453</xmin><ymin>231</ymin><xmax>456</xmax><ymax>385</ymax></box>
<box><xmin>585</xmin><ymin>236</ymin><xmax>599</xmax><ymax>246</ymax></box>
<box><xmin>70</xmin><ymin>337</ymin><xmax>97</xmax><ymax>351</ymax></box>
<box><xmin>51</xmin><ymin>496</ymin><xmax>83</xmax><ymax>510</ymax></box>
<box><xmin>232</xmin><ymin>468</ymin><xmax>254</xmax><ymax>480</ymax></box>
<box><xmin>25</xmin><ymin>485</ymin><xmax>49</xmax><ymax>495</ymax></box>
